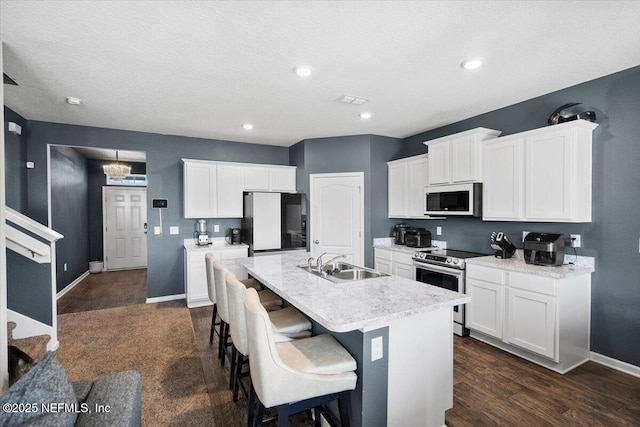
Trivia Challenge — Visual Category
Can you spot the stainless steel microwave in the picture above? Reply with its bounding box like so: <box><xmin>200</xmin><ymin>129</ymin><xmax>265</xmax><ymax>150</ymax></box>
<box><xmin>425</xmin><ymin>183</ymin><xmax>482</xmax><ymax>217</ymax></box>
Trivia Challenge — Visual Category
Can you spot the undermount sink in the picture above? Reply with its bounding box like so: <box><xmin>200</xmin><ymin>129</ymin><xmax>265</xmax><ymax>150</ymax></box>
<box><xmin>297</xmin><ymin>261</ymin><xmax>388</xmax><ymax>283</ymax></box>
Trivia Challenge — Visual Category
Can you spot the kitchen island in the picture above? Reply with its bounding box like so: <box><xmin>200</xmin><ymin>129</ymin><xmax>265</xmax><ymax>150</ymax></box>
<box><xmin>238</xmin><ymin>252</ymin><xmax>470</xmax><ymax>427</ymax></box>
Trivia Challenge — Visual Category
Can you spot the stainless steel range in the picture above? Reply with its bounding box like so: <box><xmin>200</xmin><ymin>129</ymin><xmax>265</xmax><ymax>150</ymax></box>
<box><xmin>412</xmin><ymin>249</ymin><xmax>487</xmax><ymax>336</ymax></box>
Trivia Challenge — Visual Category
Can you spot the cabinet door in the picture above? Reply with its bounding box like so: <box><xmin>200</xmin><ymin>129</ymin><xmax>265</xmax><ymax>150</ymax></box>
<box><xmin>407</xmin><ymin>157</ymin><xmax>429</xmax><ymax>217</ymax></box>
<box><xmin>269</xmin><ymin>167</ymin><xmax>296</xmax><ymax>192</ymax></box>
<box><xmin>427</xmin><ymin>140</ymin><xmax>451</xmax><ymax>185</ymax></box>
<box><xmin>187</xmin><ymin>259</ymin><xmax>209</xmax><ymax>307</ymax></box>
<box><xmin>482</xmin><ymin>137</ymin><xmax>524</xmax><ymax>220</ymax></box>
<box><xmin>388</xmin><ymin>161</ymin><xmax>407</xmax><ymax>217</ymax></box>
<box><xmin>524</xmin><ymin>129</ymin><xmax>573</xmax><ymax>221</ymax></box>
<box><xmin>244</xmin><ymin>166</ymin><xmax>270</xmax><ymax>191</ymax></box>
<box><xmin>466</xmin><ymin>278</ymin><xmax>505</xmax><ymax>339</ymax></box>
<box><xmin>184</xmin><ymin>162</ymin><xmax>217</xmax><ymax>218</ymax></box>
<box><xmin>451</xmin><ymin>135</ymin><xmax>479</xmax><ymax>183</ymax></box>
<box><xmin>506</xmin><ymin>288</ymin><xmax>556</xmax><ymax>360</ymax></box>
<box><xmin>374</xmin><ymin>257</ymin><xmax>393</xmax><ymax>274</ymax></box>
<box><xmin>393</xmin><ymin>262</ymin><xmax>415</xmax><ymax>280</ymax></box>
<box><xmin>216</xmin><ymin>165</ymin><xmax>244</xmax><ymax>217</ymax></box>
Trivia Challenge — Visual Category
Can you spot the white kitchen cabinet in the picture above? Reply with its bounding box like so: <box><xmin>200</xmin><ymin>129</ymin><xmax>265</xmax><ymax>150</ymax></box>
<box><xmin>216</xmin><ymin>164</ymin><xmax>244</xmax><ymax>217</ymax></box>
<box><xmin>466</xmin><ymin>262</ymin><xmax>591</xmax><ymax>373</ymax></box>
<box><xmin>243</xmin><ymin>165</ymin><xmax>296</xmax><ymax>192</ymax></box>
<box><xmin>387</xmin><ymin>154</ymin><xmax>429</xmax><ymax>219</ymax></box>
<box><xmin>183</xmin><ymin>241</ymin><xmax>249</xmax><ymax>308</ymax></box>
<box><xmin>466</xmin><ymin>277</ymin><xmax>505</xmax><ymax>340</ymax></box>
<box><xmin>482</xmin><ymin>120</ymin><xmax>597</xmax><ymax>222</ymax></box>
<box><xmin>183</xmin><ymin>160</ymin><xmax>217</xmax><ymax>218</ymax></box>
<box><xmin>374</xmin><ymin>247</ymin><xmax>415</xmax><ymax>280</ymax></box>
<box><xmin>423</xmin><ymin>128</ymin><xmax>501</xmax><ymax>185</ymax></box>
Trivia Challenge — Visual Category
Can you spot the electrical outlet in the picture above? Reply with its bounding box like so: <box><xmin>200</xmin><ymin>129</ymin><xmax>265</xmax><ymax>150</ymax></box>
<box><xmin>570</xmin><ymin>234</ymin><xmax>581</xmax><ymax>248</ymax></box>
<box><xmin>214</xmin><ymin>224</ymin><xmax>220</xmax><ymax>233</ymax></box>
<box><xmin>371</xmin><ymin>336</ymin><xmax>383</xmax><ymax>361</ymax></box>
<box><xmin>436</xmin><ymin>226</ymin><xmax>442</xmax><ymax>236</ymax></box>
<box><xmin>169</xmin><ymin>226</ymin><xmax>179</xmax><ymax>235</ymax></box>
<box><xmin>154</xmin><ymin>226</ymin><xmax>161</xmax><ymax>235</ymax></box>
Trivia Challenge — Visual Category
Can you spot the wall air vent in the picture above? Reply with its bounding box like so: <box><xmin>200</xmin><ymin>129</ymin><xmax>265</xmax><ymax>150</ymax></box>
<box><xmin>3</xmin><ymin>73</ymin><xmax>18</xmax><ymax>86</ymax></box>
<box><xmin>337</xmin><ymin>95</ymin><xmax>368</xmax><ymax>105</ymax></box>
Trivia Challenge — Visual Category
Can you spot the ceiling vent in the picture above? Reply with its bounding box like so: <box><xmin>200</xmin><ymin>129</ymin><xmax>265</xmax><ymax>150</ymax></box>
<box><xmin>3</xmin><ymin>73</ymin><xmax>18</xmax><ymax>86</ymax></box>
<box><xmin>337</xmin><ymin>95</ymin><xmax>368</xmax><ymax>105</ymax></box>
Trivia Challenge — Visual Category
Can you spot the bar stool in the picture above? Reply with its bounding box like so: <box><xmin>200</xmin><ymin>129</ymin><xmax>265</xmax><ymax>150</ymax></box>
<box><xmin>244</xmin><ymin>287</ymin><xmax>357</xmax><ymax>427</ymax></box>
<box><xmin>225</xmin><ymin>271</ymin><xmax>313</xmax><ymax>403</ymax></box>
<box><xmin>213</xmin><ymin>261</ymin><xmax>286</xmax><ymax>366</ymax></box>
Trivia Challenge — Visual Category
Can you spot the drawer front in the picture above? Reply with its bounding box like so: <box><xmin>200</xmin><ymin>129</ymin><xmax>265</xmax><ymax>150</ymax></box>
<box><xmin>392</xmin><ymin>251</ymin><xmax>413</xmax><ymax>265</ymax></box>
<box><xmin>507</xmin><ymin>271</ymin><xmax>556</xmax><ymax>296</ymax></box>
<box><xmin>467</xmin><ymin>264</ymin><xmax>505</xmax><ymax>284</ymax></box>
<box><xmin>375</xmin><ymin>248</ymin><xmax>393</xmax><ymax>261</ymax></box>
<box><xmin>219</xmin><ymin>248</ymin><xmax>248</xmax><ymax>260</ymax></box>
<box><xmin>188</xmin><ymin>251</ymin><xmax>213</xmax><ymax>264</ymax></box>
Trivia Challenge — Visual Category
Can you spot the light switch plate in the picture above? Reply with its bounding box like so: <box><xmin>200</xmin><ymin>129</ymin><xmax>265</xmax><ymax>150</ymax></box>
<box><xmin>170</xmin><ymin>226</ymin><xmax>179</xmax><ymax>235</ymax></box>
<box><xmin>436</xmin><ymin>226</ymin><xmax>442</xmax><ymax>235</ymax></box>
<box><xmin>154</xmin><ymin>226</ymin><xmax>161</xmax><ymax>235</ymax></box>
<box><xmin>371</xmin><ymin>336</ymin><xmax>383</xmax><ymax>361</ymax></box>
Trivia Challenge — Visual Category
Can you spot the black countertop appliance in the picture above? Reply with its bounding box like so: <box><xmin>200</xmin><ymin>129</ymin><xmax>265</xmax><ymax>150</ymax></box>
<box><xmin>405</xmin><ymin>228</ymin><xmax>432</xmax><ymax>248</ymax></box>
<box><xmin>393</xmin><ymin>223</ymin><xmax>411</xmax><ymax>245</ymax></box>
<box><xmin>523</xmin><ymin>233</ymin><xmax>565</xmax><ymax>266</ymax></box>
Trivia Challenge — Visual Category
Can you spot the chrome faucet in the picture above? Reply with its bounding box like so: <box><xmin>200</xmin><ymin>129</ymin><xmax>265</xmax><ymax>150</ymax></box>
<box><xmin>316</xmin><ymin>252</ymin><xmax>328</xmax><ymax>273</ymax></box>
<box><xmin>307</xmin><ymin>256</ymin><xmax>315</xmax><ymax>270</ymax></box>
<box><xmin>317</xmin><ymin>254</ymin><xmax>347</xmax><ymax>274</ymax></box>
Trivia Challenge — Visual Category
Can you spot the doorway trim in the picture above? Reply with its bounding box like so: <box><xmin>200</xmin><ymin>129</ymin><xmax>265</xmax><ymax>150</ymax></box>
<box><xmin>309</xmin><ymin>172</ymin><xmax>365</xmax><ymax>265</ymax></box>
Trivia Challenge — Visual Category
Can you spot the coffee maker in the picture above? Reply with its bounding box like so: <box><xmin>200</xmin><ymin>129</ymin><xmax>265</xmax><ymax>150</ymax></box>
<box><xmin>194</xmin><ymin>219</ymin><xmax>211</xmax><ymax>246</ymax></box>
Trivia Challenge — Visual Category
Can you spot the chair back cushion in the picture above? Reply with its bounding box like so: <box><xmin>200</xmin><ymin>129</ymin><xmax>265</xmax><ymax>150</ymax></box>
<box><xmin>213</xmin><ymin>261</ymin><xmax>230</xmax><ymax>322</ymax></box>
<box><xmin>205</xmin><ymin>253</ymin><xmax>216</xmax><ymax>304</ymax></box>
<box><xmin>225</xmin><ymin>271</ymin><xmax>250</xmax><ymax>356</ymax></box>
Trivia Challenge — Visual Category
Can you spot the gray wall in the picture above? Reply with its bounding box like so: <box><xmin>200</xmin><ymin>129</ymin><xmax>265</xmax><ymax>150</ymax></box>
<box><xmin>290</xmin><ymin>134</ymin><xmax>403</xmax><ymax>267</ymax></box>
<box><xmin>398</xmin><ymin>66</ymin><xmax>640</xmax><ymax>367</ymax></box>
<box><xmin>3</xmin><ymin>107</ymin><xmax>27</xmax><ymax>213</ymax></box>
<box><xmin>25</xmin><ymin>122</ymin><xmax>289</xmax><ymax>299</ymax></box>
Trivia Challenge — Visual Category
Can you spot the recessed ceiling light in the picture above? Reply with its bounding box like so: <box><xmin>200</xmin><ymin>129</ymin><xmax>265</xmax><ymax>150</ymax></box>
<box><xmin>461</xmin><ymin>58</ymin><xmax>483</xmax><ymax>70</ymax></box>
<box><xmin>66</xmin><ymin>96</ymin><xmax>82</xmax><ymax>105</ymax></box>
<box><xmin>294</xmin><ymin>66</ymin><xmax>312</xmax><ymax>77</ymax></box>
<box><xmin>359</xmin><ymin>112</ymin><xmax>372</xmax><ymax>119</ymax></box>
<box><xmin>242</xmin><ymin>123</ymin><xmax>254</xmax><ymax>130</ymax></box>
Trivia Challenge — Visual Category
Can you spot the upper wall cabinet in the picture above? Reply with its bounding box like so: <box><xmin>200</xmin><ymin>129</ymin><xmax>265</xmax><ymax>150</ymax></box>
<box><xmin>483</xmin><ymin>120</ymin><xmax>598</xmax><ymax>223</ymax></box>
<box><xmin>183</xmin><ymin>159</ymin><xmax>296</xmax><ymax>219</ymax></box>
<box><xmin>243</xmin><ymin>165</ymin><xmax>296</xmax><ymax>192</ymax></box>
<box><xmin>388</xmin><ymin>154</ymin><xmax>429</xmax><ymax>218</ymax></box>
<box><xmin>423</xmin><ymin>128</ymin><xmax>502</xmax><ymax>185</ymax></box>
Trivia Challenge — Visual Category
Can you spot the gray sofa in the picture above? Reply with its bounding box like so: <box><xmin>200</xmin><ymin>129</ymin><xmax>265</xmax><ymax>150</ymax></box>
<box><xmin>0</xmin><ymin>352</ymin><xmax>141</xmax><ymax>426</ymax></box>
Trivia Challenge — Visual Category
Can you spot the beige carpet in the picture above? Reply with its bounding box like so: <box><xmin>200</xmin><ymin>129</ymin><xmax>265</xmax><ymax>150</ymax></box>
<box><xmin>56</xmin><ymin>301</ymin><xmax>213</xmax><ymax>426</ymax></box>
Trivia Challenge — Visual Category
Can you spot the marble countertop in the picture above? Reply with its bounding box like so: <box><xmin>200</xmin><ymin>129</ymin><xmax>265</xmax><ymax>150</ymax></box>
<box><xmin>237</xmin><ymin>252</ymin><xmax>470</xmax><ymax>333</ymax></box>
<box><xmin>466</xmin><ymin>251</ymin><xmax>595</xmax><ymax>278</ymax></box>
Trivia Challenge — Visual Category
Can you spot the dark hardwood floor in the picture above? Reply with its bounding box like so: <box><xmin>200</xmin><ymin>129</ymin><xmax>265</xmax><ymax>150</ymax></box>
<box><xmin>59</xmin><ymin>269</ymin><xmax>640</xmax><ymax>426</ymax></box>
<box><xmin>57</xmin><ymin>268</ymin><xmax>147</xmax><ymax>314</ymax></box>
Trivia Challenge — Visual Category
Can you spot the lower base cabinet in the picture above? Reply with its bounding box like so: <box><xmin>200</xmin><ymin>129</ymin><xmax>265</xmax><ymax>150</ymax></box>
<box><xmin>466</xmin><ymin>263</ymin><xmax>591</xmax><ymax>374</ymax></box>
<box><xmin>374</xmin><ymin>247</ymin><xmax>415</xmax><ymax>280</ymax></box>
<box><xmin>184</xmin><ymin>245</ymin><xmax>248</xmax><ymax>308</ymax></box>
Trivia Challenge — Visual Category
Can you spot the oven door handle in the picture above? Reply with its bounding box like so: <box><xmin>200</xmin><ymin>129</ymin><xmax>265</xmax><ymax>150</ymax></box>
<box><xmin>413</xmin><ymin>261</ymin><xmax>464</xmax><ymax>278</ymax></box>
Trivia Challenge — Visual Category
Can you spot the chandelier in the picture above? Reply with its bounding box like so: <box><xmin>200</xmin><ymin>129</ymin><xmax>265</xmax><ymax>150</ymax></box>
<box><xmin>103</xmin><ymin>151</ymin><xmax>131</xmax><ymax>181</ymax></box>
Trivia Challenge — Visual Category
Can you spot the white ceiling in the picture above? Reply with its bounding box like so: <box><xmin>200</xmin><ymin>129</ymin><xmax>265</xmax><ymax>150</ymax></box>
<box><xmin>2</xmin><ymin>1</ymin><xmax>640</xmax><ymax>147</ymax></box>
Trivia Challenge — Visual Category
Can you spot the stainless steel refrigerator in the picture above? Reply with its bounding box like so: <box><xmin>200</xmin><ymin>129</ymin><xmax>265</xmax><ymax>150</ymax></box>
<box><xmin>241</xmin><ymin>192</ymin><xmax>306</xmax><ymax>255</ymax></box>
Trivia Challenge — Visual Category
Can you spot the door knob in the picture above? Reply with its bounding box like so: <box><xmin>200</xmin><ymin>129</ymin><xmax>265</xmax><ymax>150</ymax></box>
<box><xmin>313</xmin><ymin>240</ymin><xmax>320</xmax><ymax>244</ymax></box>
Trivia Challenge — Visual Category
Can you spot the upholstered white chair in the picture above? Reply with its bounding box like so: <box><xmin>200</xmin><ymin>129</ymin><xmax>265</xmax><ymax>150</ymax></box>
<box><xmin>225</xmin><ymin>271</ymin><xmax>313</xmax><ymax>398</ymax></box>
<box><xmin>205</xmin><ymin>253</ymin><xmax>220</xmax><ymax>344</ymax></box>
<box><xmin>214</xmin><ymin>261</ymin><xmax>286</xmax><ymax>366</ymax></box>
<box><xmin>244</xmin><ymin>287</ymin><xmax>357</xmax><ymax>426</ymax></box>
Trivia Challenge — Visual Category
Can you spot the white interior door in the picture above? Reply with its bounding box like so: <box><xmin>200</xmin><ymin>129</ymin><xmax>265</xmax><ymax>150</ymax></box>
<box><xmin>310</xmin><ymin>173</ymin><xmax>364</xmax><ymax>265</ymax></box>
<box><xmin>103</xmin><ymin>187</ymin><xmax>148</xmax><ymax>270</ymax></box>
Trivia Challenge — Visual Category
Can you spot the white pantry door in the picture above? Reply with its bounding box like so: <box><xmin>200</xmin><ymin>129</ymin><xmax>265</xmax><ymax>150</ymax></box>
<box><xmin>310</xmin><ymin>173</ymin><xmax>364</xmax><ymax>266</ymax></box>
<box><xmin>103</xmin><ymin>187</ymin><xmax>148</xmax><ymax>270</ymax></box>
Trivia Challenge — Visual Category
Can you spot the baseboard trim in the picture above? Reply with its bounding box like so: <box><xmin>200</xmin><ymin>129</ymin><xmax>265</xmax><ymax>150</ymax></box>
<box><xmin>7</xmin><ymin>309</ymin><xmax>55</xmax><ymax>351</ymax></box>
<box><xmin>56</xmin><ymin>270</ymin><xmax>90</xmax><ymax>299</ymax></box>
<box><xmin>146</xmin><ymin>294</ymin><xmax>186</xmax><ymax>304</ymax></box>
<box><xmin>590</xmin><ymin>352</ymin><xmax>640</xmax><ymax>378</ymax></box>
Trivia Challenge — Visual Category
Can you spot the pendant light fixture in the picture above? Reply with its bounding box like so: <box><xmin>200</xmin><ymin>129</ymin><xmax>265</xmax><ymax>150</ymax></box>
<box><xmin>103</xmin><ymin>150</ymin><xmax>131</xmax><ymax>181</ymax></box>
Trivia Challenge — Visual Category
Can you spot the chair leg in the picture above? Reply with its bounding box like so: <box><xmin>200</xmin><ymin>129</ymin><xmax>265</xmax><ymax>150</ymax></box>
<box><xmin>313</xmin><ymin>407</ymin><xmax>322</xmax><ymax>427</ymax></box>
<box><xmin>233</xmin><ymin>351</ymin><xmax>244</xmax><ymax>402</ymax></box>
<box><xmin>277</xmin><ymin>405</ymin><xmax>290</xmax><ymax>427</ymax></box>
<box><xmin>229</xmin><ymin>346</ymin><xmax>237</xmax><ymax>390</ymax></box>
<box><xmin>209</xmin><ymin>303</ymin><xmax>218</xmax><ymax>343</ymax></box>
<box><xmin>220</xmin><ymin>322</ymin><xmax>228</xmax><ymax>366</ymax></box>
<box><xmin>218</xmin><ymin>321</ymin><xmax>226</xmax><ymax>362</ymax></box>
<box><xmin>254</xmin><ymin>399</ymin><xmax>265</xmax><ymax>427</ymax></box>
<box><xmin>247</xmin><ymin>382</ymin><xmax>256</xmax><ymax>427</ymax></box>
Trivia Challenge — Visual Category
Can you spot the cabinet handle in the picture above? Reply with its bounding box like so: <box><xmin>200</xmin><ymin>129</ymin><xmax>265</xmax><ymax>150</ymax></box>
<box><xmin>313</xmin><ymin>240</ymin><xmax>320</xmax><ymax>244</ymax></box>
